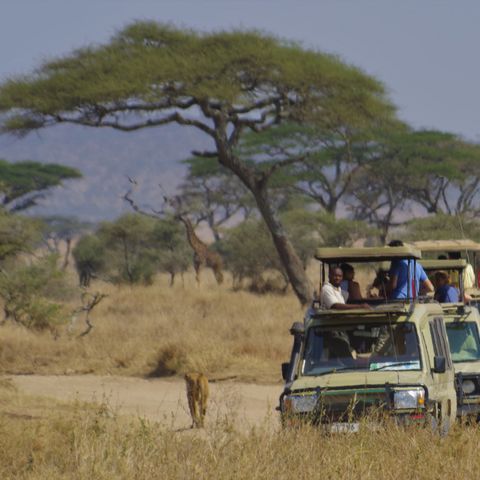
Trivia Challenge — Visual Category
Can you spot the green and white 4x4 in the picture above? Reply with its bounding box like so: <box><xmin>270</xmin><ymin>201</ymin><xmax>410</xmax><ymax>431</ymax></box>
<box><xmin>422</xmin><ymin>258</ymin><xmax>480</xmax><ymax>420</ymax></box>
<box><xmin>279</xmin><ymin>247</ymin><xmax>457</xmax><ymax>432</ymax></box>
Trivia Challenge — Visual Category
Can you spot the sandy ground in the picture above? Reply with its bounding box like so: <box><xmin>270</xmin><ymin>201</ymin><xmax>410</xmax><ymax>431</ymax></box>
<box><xmin>9</xmin><ymin>375</ymin><xmax>282</xmax><ymax>430</ymax></box>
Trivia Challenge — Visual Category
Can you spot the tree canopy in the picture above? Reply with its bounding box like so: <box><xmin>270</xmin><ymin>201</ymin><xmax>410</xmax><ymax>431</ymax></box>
<box><xmin>0</xmin><ymin>21</ymin><xmax>399</xmax><ymax>305</ymax></box>
<box><xmin>0</xmin><ymin>159</ymin><xmax>81</xmax><ymax>211</ymax></box>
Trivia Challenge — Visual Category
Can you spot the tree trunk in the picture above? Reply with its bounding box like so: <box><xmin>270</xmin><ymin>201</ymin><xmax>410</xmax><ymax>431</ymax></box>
<box><xmin>214</xmin><ymin>124</ymin><xmax>313</xmax><ymax>306</ymax></box>
<box><xmin>62</xmin><ymin>237</ymin><xmax>72</xmax><ymax>270</ymax></box>
<box><xmin>252</xmin><ymin>185</ymin><xmax>314</xmax><ymax>306</ymax></box>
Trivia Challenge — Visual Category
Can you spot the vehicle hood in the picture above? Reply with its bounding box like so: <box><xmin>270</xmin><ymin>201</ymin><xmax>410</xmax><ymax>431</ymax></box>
<box><xmin>454</xmin><ymin>361</ymin><xmax>480</xmax><ymax>375</ymax></box>
<box><xmin>290</xmin><ymin>370</ymin><xmax>425</xmax><ymax>392</ymax></box>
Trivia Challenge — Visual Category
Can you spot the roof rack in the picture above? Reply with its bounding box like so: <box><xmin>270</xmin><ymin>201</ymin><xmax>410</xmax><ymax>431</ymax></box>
<box><xmin>315</xmin><ymin>246</ymin><xmax>421</xmax><ymax>263</ymax></box>
<box><xmin>413</xmin><ymin>239</ymin><xmax>480</xmax><ymax>252</ymax></box>
<box><xmin>421</xmin><ymin>259</ymin><xmax>467</xmax><ymax>270</ymax></box>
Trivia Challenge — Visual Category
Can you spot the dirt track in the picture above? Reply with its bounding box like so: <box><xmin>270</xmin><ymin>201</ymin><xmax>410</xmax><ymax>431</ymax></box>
<box><xmin>10</xmin><ymin>375</ymin><xmax>282</xmax><ymax>430</ymax></box>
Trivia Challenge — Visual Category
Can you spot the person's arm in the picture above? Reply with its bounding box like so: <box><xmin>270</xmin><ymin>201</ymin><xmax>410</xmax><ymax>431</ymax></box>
<box><xmin>420</xmin><ymin>278</ymin><xmax>434</xmax><ymax>294</ymax></box>
<box><xmin>348</xmin><ymin>281</ymin><xmax>362</xmax><ymax>301</ymax></box>
<box><xmin>418</xmin><ymin>265</ymin><xmax>434</xmax><ymax>295</ymax></box>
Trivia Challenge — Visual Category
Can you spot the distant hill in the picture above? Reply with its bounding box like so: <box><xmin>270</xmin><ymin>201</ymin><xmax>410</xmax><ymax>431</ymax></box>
<box><xmin>0</xmin><ymin>124</ymin><xmax>211</xmax><ymax>221</ymax></box>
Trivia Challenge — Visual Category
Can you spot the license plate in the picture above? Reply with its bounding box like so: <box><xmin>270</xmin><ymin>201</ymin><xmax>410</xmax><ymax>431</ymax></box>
<box><xmin>330</xmin><ymin>422</ymin><xmax>360</xmax><ymax>433</ymax></box>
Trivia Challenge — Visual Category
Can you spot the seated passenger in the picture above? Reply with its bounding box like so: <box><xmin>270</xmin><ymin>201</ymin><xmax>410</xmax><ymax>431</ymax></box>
<box><xmin>320</xmin><ymin>267</ymin><xmax>371</xmax><ymax>310</ymax></box>
<box><xmin>340</xmin><ymin>263</ymin><xmax>362</xmax><ymax>302</ymax></box>
<box><xmin>434</xmin><ymin>270</ymin><xmax>460</xmax><ymax>303</ymax></box>
<box><xmin>387</xmin><ymin>240</ymin><xmax>434</xmax><ymax>299</ymax></box>
<box><xmin>367</xmin><ymin>269</ymin><xmax>389</xmax><ymax>298</ymax></box>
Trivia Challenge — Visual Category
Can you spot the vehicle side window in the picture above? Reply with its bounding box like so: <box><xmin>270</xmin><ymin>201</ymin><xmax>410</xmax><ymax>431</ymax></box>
<box><xmin>429</xmin><ymin>317</ymin><xmax>453</xmax><ymax>369</ymax></box>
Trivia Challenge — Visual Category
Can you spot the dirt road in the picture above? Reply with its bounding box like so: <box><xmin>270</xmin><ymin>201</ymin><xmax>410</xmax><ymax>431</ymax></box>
<box><xmin>10</xmin><ymin>375</ymin><xmax>282</xmax><ymax>430</ymax></box>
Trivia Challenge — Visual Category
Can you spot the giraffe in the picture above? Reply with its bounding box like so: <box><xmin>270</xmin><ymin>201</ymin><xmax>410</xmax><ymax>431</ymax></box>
<box><xmin>177</xmin><ymin>214</ymin><xmax>224</xmax><ymax>285</ymax></box>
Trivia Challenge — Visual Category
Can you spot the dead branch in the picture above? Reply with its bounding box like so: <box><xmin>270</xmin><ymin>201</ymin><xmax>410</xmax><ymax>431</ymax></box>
<box><xmin>70</xmin><ymin>290</ymin><xmax>107</xmax><ymax>337</ymax></box>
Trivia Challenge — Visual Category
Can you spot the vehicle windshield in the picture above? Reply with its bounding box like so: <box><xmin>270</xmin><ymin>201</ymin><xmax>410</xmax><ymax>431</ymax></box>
<box><xmin>303</xmin><ymin>321</ymin><xmax>421</xmax><ymax>376</ymax></box>
<box><xmin>445</xmin><ymin>322</ymin><xmax>480</xmax><ymax>363</ymax></box>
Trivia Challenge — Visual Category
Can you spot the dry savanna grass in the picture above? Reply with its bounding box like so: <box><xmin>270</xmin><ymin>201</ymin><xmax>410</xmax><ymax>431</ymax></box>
<box><xmin>0</xmin><ymin>271</ymin><xmax>303</xmax><ymax>382</ymax></box>
<box><xmin>2</xmin><ymin>270</ymin><xmax>480</xmax><ymax>479</ymax></box>
<box><xmin>1</xmin><ymin>380</ymin><xmax>480</xmax><ymax>480</ymax></box>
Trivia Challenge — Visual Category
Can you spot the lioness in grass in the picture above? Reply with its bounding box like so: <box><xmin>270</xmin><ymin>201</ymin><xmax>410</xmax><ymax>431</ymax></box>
<box><xmin>184</xmin><ymin>372</ymin><xmax>209</xmax><ymax>428</ymax></box>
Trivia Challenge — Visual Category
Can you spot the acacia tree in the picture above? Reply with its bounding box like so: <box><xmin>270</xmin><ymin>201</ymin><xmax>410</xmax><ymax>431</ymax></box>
<box><xmin>347</xmin><ymin>129</ymin><xmax>480</xmax><ymax>241</ymax></box>
<box><xmin>0</xmin><ymin>159</ymin><xmax>81</xmax><ymax>211</ymax></box>
<box><xmin>0</xmin><ymin>22</ymin><xmax>395</xmax><ymax>305</ymax></box>
<box><xmin>380</xmin><ymin>130</ymin><xmax>480</xmax><ymax>215</ymax></box>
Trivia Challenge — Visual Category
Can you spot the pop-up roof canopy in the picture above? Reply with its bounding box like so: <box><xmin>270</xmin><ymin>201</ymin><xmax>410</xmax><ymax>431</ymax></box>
<box><xmin>413</xmin><ymin>239</ymin><xmax>480</xmax><ymax>252</ymax></box>
<box><xmin>315</xmin><ymin>246</ymin><xmax>421</xmax><ymax>263</ymax></box>
<box><xmin>421</xmin><ymin>259</ymin><xmax>467</xmax><ymax>270</ymax></box>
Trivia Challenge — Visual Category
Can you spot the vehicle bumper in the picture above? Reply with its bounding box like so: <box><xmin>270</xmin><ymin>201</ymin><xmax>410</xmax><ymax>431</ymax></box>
<box><xmin>457</xmin><ymin>402</ymin><xmax>480</xmax><ymax>417</ymax></box>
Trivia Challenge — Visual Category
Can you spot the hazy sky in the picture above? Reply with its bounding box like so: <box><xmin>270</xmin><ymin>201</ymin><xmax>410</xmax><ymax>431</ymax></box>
<box><xmin>1</xmin><ymin>0</ymin><xmax>479</xmax><ymax>140</ymax></box>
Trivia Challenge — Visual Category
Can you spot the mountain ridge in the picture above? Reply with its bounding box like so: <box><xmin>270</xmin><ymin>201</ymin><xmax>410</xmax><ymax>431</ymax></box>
<box><xmin>0</xmin><ymin>124</ymin><xmax>211</xmax><ymax>221</ymax></box>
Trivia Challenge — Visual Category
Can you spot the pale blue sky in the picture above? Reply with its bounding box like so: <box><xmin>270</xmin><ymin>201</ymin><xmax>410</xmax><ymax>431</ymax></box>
<box><xmin>1</xmin><ymin>0</ymin><xmax>479</xmax><ymax>139</ymax></box>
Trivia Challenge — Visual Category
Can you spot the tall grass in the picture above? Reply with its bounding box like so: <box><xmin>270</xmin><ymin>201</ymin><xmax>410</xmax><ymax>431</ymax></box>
<box><xmin>1</xmin><ymin>387</ymin><xmax>479</xmax><ymax>480</ymax></box>
<box><xmin>0</xmin><ymin>273</ymin><xmax>302</xmax><ymax>381</ymax></box>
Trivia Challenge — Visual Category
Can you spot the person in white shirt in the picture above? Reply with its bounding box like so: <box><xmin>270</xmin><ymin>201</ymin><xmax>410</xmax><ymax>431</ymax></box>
<box><xmin>320</xmin><ymin>267</ymin><xmax>371</xmax><ymax>310</ymax></box>
<box><xmin>447</xmin><ymin>251</ymin><xmax>476</xmax><ymax>290</ymax></box>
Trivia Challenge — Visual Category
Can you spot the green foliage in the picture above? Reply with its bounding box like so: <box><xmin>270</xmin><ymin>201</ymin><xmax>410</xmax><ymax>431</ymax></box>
<box><xmin>0</xmin><ymin>254</ymin><xmax>70</xmax><ymax>330</ymax></box>
<box><xmin>401</xmin><ymin>214</ymin><xmax>480</xmax><ymax>242</ymax></box>
<box><xmin>222</xmin><ymin>220</ymin><xmax>285</xmax><ymax>291</ymax></box>
<box><xmin>40</xmin><ymin>215</ymin><xmax>93</xmax><ymax>240</ymax></box>
<box><xmin>73</xmin><ymin>214</ymin><xmax>190</xmax><ymax>286</ymax></box>
<box><xmin>0</xmin><ymin>23</ymin><xmax>393</xmax><ymax>134</ymax></box>
<box><xmin>0</xmin><ymin>160</ymin><xmax>81</xmax><ymax>211</ymax></box>
<box><xmin>281</xmin><ymin>209</ymin><xmax>375</xmax><ymax>249</ymax></box>
<box><xmin>0</xmin><ymin>211</ymin><xmax>42</xmax><ymax>260</ymax></box>
<box><xmin>72</xmin><ymin>234</ymin><xmax>106</xmax><ymax>286</ymax></box>
<box><xmin>222</xmin><ymin>211</ymin><xmax>372</xmax><ymax>291</ymax></box>
<box><xmin>152</xmin><ymin>218</ymin><xmax>190</xmax><ymax>284</ymax></box>
<box><xmin>96</xmin><ymin>213</ymin><xmax>160</xmax><ymax>285</ymax></box>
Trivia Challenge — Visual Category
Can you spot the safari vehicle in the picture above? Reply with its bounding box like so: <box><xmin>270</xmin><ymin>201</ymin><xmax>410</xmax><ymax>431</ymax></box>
<box><xmin>414</xmin><ymin>239</ymin><xmax>480</xmax><ymax>297</ymax></box>
<box><xmin>279</xmin><ymin>246</ymin><xmax>457</xmax><ymax>432</ymax></box>
<box><xmin>422</xmin><ymin>258</ymin><xmax>480</xmax><ymax>419</ymax></box>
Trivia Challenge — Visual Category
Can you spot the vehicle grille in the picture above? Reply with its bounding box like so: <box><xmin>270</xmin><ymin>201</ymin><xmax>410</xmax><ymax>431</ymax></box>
<box><xmin>315</xmin><ymin>390</ymin><xmax>390</xmax><ymax>423</ymax></box>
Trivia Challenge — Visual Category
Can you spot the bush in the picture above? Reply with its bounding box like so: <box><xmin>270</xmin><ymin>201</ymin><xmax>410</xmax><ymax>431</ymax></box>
<box><xmin>72</xmin><ymin>234</ymin><xmax>106</xmax><ymax>286</ymax></box>
<box><xmin>73</xmin><ymin>214</ymin><xmax>191</xmax><ymax>286</ymax></box>
<box><xmin>222</xmin><ymin>220</ymin><xmax>286</xmax><ymax>291</ymax></box>
<box><xmin>0</xmin><ymin>254</ymin><xmax>70</xmax><ymax>330</ymax></box>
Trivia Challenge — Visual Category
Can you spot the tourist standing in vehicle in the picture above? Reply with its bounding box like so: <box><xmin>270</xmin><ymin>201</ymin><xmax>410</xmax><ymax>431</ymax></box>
<box><xmin>387</xmin><ymin>240</ymin><xmax>434</xmax><ymax>299</ymax></box>
<box><xmin>320</xmin><ymin>267</ymin><xmax>371</xmax><ymax>310</ymax></box>
<box><xmin>447</xmin><ymin>251</ymin><xmax>476</xmax><ymax>289</ymax></box>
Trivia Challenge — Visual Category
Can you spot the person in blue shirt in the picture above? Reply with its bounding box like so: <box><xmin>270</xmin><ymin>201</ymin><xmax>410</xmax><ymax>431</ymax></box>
<box><xmin>387</xmin><ymin>240</ymin><xmax>434</xmax><ymax>299</ymax></box>
<box><xmin>434</xmin><ymin>270</ymin><xmax>460</xmax><ymax>303</ymax></box>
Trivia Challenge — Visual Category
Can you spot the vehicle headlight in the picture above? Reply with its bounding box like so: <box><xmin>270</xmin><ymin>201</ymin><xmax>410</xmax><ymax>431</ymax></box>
<box><xmin>284</xmin><ymin>392</ymin><xmax>318</xmax><ymax>414</ymax></box>
<box><xmin>393</xmin><ymin>389</ymin><xmax>425</xmax><ymax>410</ymax></box>
<box><xmin>462</xmin><ymin>379</ymin><xmax>476</xmax><ymax>395</ymax></box>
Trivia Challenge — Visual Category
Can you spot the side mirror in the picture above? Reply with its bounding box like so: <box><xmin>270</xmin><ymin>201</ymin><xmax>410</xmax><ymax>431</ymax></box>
<box><xmin>281</xmin><ymin>362</ymin><xmax>289</xmax><ymax>381</ymax></box>
<box><xmin>290</xmin><ymin>322</ymin><xmax>305</xmax><ymax>336</ymax></box>
<box><xmin>433</xmin><ymin>356</ymin><xmax>446</xmax><ymax>374</ymax></box>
